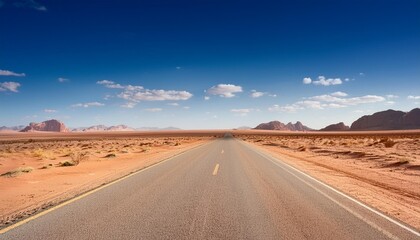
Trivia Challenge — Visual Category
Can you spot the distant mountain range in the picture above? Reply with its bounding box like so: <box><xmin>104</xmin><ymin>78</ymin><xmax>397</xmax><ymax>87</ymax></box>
<box><xmin>0</xmin><ymin>125</ymin><xmax>25</xmax><ymax>132</ymax></box>
<box><xmin>1</xmin><ymin>108</ymin><xmax>419</xmax><ymax>133</ymax></box>
<box><xmin>319</xmin><ymin>122</ymin><xmax>350</xmax><ymax>131</ymax></box>
<box><xmin>254</xmin><ymin>121</ymin><xmax>312</xmax><ymax>131</ymax></box>
<box><xmin>253</xmin><ymin>108</ymin><xmax>420</xmax><ymax>131</ymax></box>
<box><xmin>72</xmin><ymin>125</ymin><xmax>180</xmax><ymax>132</ymax></box>
<box><xmin>0</xmin><ymin>120</ymin><xmax>180</xmax><ymax>133</ymax></box>
<box><xmin>350</xmin><ymin>108</ymin><xmax>420</xmax><ymax>130</ymax></box>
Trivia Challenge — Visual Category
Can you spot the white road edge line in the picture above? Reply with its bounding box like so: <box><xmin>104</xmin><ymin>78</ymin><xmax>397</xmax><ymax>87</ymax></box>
<box><xmin>240</xmin><ymin>140</ymin><xmax>420</xmax><ymax>237</ymax></box>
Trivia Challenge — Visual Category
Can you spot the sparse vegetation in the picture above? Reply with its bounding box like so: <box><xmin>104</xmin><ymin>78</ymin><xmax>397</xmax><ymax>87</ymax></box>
<box><xmin>1</xmin><ymin>167</ymin><xmax>34</xmax><ymax>177</ymax></box>
<box><xmin>104</xmin><ymin>153</ymin><xmax>116</xmax><ymax>158</ymax></box>
<box><xmin>383</xmin><ymin>139</ymin><xmax>397</xmax><ymax>148</ymax></box>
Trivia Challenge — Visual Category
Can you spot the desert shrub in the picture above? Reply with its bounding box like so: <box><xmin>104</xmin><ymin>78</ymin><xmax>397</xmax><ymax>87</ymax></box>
<box><xmin>1</xmin><ymin>167</ymin><xmax>34</xmax><ymax>177</ymax></box>
<box><xmin>70</xmin><ymin>152</ymin><xmax>89</xmax><ymax>165</ymax></box>
<box><xmin>104</xmin><ymin>153</ymin><xmax>116</xmax><ymax>158</ymax></box>
<box><xmin>297</xmin><ymin>146</ymin><xmax>306</xmax><ymax>151</ymax></box>
<box><xmin>33</xmin><ymin>148</ymin><xmax>45</xmax><ymax>158</ymax></box>
<box><xmin>60</xmin><ymin>152</ymin><xmax>89</xmax><ymax>166</ymax></box>
<box><xmin>383</xmin><ymin>139</ymin><xmax>396</xmax><ymax>148</ymax></box>
<box><xmin>60</xmin><ymin>161</ymin><xmax>76</xmax><ymax>167</ymax></box>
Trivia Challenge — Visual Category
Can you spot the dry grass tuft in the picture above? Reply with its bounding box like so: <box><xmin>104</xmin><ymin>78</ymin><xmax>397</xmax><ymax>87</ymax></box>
<box><xmin>1</xmin><ymin>167</ymin><xmax>34</xmax><ymax>177</ymax></box>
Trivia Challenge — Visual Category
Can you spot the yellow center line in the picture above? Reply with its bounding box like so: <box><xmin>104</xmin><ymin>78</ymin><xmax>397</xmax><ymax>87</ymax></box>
<box><xmin>212</xmin><ymin>164</ymin><xmax>220</xmax><ymax>176</ymax></box>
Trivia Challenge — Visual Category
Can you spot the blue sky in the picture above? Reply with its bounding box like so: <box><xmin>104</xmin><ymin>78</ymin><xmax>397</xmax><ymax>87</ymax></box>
<box><xmin>1</xmin><ymin>0</ymin><xmax>419</xmax><ymax>129</ymax></box>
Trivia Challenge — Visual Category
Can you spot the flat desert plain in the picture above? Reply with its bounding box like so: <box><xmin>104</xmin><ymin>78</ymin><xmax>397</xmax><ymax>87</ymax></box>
<box><xmin>1</xmin><ymin>130</ymin><xmax>419</xmax><ymax>230</ymax></box>
<box><xmin>234</xmin><ymin>130</ymin><xmax>420</xmax><ymax>229</ymax></box>
<box><xmin>0</xmin><ymin>131</ymin><xmax>222</xmax><ymax>227</ymax></box>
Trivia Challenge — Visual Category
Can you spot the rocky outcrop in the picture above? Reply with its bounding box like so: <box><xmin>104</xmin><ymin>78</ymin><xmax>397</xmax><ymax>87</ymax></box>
<box><xmin>350</xmin><ymin>108</ymin><xmax>420</xmax><ymax>130</ymax></box>
<box><xmin>254</xmin><ymin>121</ymin><xmax>311</xmax><ymax>131</ymax></box>
<box><xmin>319</xmin><ymin>122</ymin><xmax>350</xmax><ymax>131</ymax></box>
<box><xmin>20</xmin><ymin>119</ymin><xmax>68</xmax><ymax>132</ymax></box>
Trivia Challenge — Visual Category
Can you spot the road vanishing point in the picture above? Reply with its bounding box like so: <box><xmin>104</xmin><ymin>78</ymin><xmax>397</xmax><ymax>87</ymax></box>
<box><xmin>1</xmin><ymin>134</ymin><xmax>419</xmax><ymax>239</ymax></box>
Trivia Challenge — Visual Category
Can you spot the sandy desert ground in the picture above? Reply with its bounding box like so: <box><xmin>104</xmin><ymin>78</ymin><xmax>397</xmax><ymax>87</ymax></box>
<box><xmin>234</xmin><ymin>130</ymin><xmax>420</xmax><ymax>229</ymax></box>
<box><xmin>1</xmin><ymin>130</ymin><xmax>419</xmax><ymax>230</ymax></box>
<box><xmin>0</xmin><ymin>131</ymin><xmax>222</xmax><ymax>227</ymax></box>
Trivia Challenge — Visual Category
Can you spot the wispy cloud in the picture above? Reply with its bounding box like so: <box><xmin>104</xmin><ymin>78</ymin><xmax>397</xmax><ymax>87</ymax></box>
<box><xmin>250</xmin><ymin>90</ymin><xmax>265</xmax><ymax>98</ymax></box>
<box><xmin>97</xmin><ymin>80</ymin><xmax>193</xmax><ymax>102</ymax></box>
<box><xmin>231</xmin><ymin>108</ymin><xmax>253</xmax><ymax>116</ymax></box>
<box><xmin>331</xmin><ymin>91</ymin><xmax>348</xmax><ymax>97</ymax></box>
<box><xmin>269</xmin><ymin>93</ymin><xmax>385</xmax><ymax>112</ymax></box>
<box><xmin>206</xmin><ymin>84</ymin><xmax>242</xmax><ymax>98</ymax></box>
<box><xmin>13</xmin><ymin>0</ymin><xmax>47</xmax><ymax>11</ymax></box>
<box><xmin>303</xmin><ymin>76</ymin><xmax>343</xmax><ymax>86</ymax></box>
<box><xmin>167</xmin><ymin>102</ymin><xmax>179</xmax><ymax>106</ymax></box>
<box><xmin>145</xmin><ymin>108</ymin><xmax>163</xmax><ymax>112</ymax></box>
<box><xmin>385</xmin><ymin>94</ymin><xmax>398</xmax><ymax>99</ymax></box>
<box><xmin>44</xmin><ymin>109</ymin><xmax>57</xmax><ymax>113</ymax></box>
<box><xmin>120</xmin><ymin>102</ymin><xmax>137</xmax><ymax>109</ymax></box>
<box><xmin>58</xmin><ymin>77</ymin><xmax>69</xmax><ymax>83</ymax></box>
<box><xmin>71</xmin><ymin>102</ymin><xmax>105</xmax><ymax>108</ymax></box>
<box><xmin>0</xmin><ymin>69</ymin><xmax>25</xmax><ymax>77</ymax></box>
<box><xmin>249</xmin><ymin>90</ymin><xmax>276</xmax><ymax>98</ymax></box>
<box><xmin>204</xmin><ymin>96</ymin><xmax>210</xmax><ymax>100</ymax></box>
<box><xmin>407</xmin><ymin>95</ymin><xmax>420</xmax><ymax>100</ymax></box>
<box><xmin>0</xmin><ymin>82</ymin><xmax>21</xmax><ymax>92</ymax></box>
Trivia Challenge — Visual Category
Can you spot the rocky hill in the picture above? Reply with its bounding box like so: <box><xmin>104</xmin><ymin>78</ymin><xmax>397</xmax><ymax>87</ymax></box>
<box><xmin>350</xmin><ymin>108</ymin><xmax>420</xmax><ymax>130</ymax></box>
<box><xmin>319</xmin><ymin>122</ymin><xmax>350</xmax><ymax>131</ymax></box>
<box><xmin>20</xmin><ymin>119</ymin><xmax>69</xmax><ymax>132</ymax></box>
<box><xmin>254</xmin><ymin>121</ymin><xmax>311</xmax><ymax>131</ymax></box>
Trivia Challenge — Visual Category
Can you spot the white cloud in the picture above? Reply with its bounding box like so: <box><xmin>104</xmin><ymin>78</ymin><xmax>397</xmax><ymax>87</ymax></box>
<box><xmin>269</xmin><ymin>93</ymin><xmax>385</xmax><ymax>112</ymax></box>
<box><xmin>71</xmin><ymin>102</ymin><xmax>105</xmax><ymax>108</ymax></box>
<box><xmin>0</xmin><ymin>70</ymin><xmax>25</xmax><ymax>77</ymax></box>
<box><xmin>0</xmin><ymin>82</ymin><xmax>21</xmax><ymax>92</ymax></box>
<box><xmin>183</xmin><ymin>106</ymin><xmax>190</xmax><ymax>110</ymax></box>
<box><xmin>312</xmin><ymin>76</ymin><xmax>342</xmax><ymax>86</ymax></box>
<box><xmin>97</xmin><ymin>80</ymin><xmax>193</xmax><ymax>102</ymax></box>
<box><xmin>303</xmin><ymin>76</ymin><xmax>343</xmax><ymax>86</ymax></box>
<box><xmin>204</xmin><ymin>96</ymin><xmax>210</xmax><ymax>100</ymax></box>
<box><xmin>97</xmin><ymin>80</ymin><xmax>125</xmax><ymax>89</ymax></box>
<box><xmin>207</xmin><ymin>84</ymin><xmax>242</xmax><ymax>98</ymax></box>
<box><xmin>303</xmin><ymin>77</ymin><xmax>312</xmax><ymax>84</ymax></box>
<box><xmin>331</xmin><ymin>91</ymin><xmax>348</xmax><ymax>97</ymax></box>
<box><xmin>359</xmin><ymin>72</ymin><xmax>365</xmax><ymax>76</ymax></box>
<box><xmin>407</xmin><ymin>95</ymin><xmax>420</xmax><ymax>100</ymax></box>
<box><xmin>385</xmin><ymin>101</ymin><xmax>395</xmax><ymax>105</ymax></box>
<box><xmin>44</xmin><ymin>109</ymin><xmax>57</xmax><ymax>113</ymax></box>
<box><xmin>167</xmin><ymin>102</ymin><xmax>179</xmax><ymax>106</ymax></box>
<box><xmin>145</xmin><ymin>108</ymin><xmax>163</xmax><ymax>112</ymax></box>
<box><xmin>58</xmin><ymin>77</ymin><xmax>69</xmax><ymax>83</ymax></box>
<box><xmin>121</xmin><ymin>102</ymin><xmax>137</xmax><ymax>108</ymax></box>
<box><xmin>250</xmin><ymin>90</ymin><xmax>265</xmax><ymax>98</ymax></box>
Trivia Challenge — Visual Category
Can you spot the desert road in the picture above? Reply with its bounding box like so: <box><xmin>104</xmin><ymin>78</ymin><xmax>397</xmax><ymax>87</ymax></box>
<box><xmin>1</xmin><ymin>134</ymin><xmax>419</xmax><ymax>239</ymax></box>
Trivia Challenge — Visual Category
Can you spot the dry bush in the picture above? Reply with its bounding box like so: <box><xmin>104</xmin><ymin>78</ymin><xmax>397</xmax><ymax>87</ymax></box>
<box><xmin>382</xmin><ymin>138</ymin><xmax>397</xmax><ymax>148</ymax></box>
<box><xmin>1</xmin><ymin>167</ymin><xmax>34</xmax><ymax>177</ymax></box>
<box><xmin>60</xmin><ymin>152</ymin><xmax>89</xmax><ymax>167</ymax></box>
<box><xmin>104</xmin><ymin>153</ymin><xmax>117</xmax><ymax>158</ymax></box>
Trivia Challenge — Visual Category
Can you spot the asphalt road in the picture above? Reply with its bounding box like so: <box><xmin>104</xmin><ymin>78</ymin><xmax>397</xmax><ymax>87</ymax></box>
<box><xmin>1</xmin><ymin>134</ymin><xmax>419</xmax><ymax>239</ymax></box>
